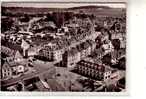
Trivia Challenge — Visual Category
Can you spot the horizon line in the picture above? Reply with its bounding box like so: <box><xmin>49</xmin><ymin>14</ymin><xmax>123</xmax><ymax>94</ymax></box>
<box><xmin>2</xmin><ymin>2</ymin><xmax>126</xmax><ymax>8</ymax></box>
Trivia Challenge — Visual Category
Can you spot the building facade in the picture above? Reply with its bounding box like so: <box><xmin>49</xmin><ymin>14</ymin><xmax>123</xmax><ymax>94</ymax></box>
<box><xmin>1</xmin><ymin>62</ymin><xmax>13</xmax><ymax>80</ymax></box>
<box><xmin>75</xmin><ymin>60</ymin><xmax>112</xmax><ymax>81</ymax></box>
<box><xmin>63</xmin><ymin>47</ymin><xmax>80</xmax><ymax>69</ymax></box>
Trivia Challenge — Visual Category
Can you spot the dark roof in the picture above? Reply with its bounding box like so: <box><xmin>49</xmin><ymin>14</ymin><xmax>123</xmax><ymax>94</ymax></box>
<box><xmin>2</xmin><ymin>41</ymin><xmax>23</xmax><ymax>53</ymax></box>
<box><xmin>1</xmin><ymin>46</ymin><xmax>15</xmax><ymax>56</ymax></box>
<box><xmin>76</xmin><ymin>44</ymin><xmax>83</xmax><ymax>52</ymax></box>
<box><xmin>82</xmin><ymin>42</ymin><xmax>90</xmax><ymax>49</ymax></box>
<box><xmin>5</xmin><ymin>57</ymin><xmax>18</xmax><ymax>67</ymax></box>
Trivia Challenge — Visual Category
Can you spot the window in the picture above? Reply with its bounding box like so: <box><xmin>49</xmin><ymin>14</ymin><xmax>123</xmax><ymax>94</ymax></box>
<box><xmin>7</xmin><ymin>72</ymin><xmax>9</xmax><ymax>75</ymax></box>
<box><xmin>4</xmin><ymin>73</ymin><xmax>6</xmax><ymax>77</ymax></box>
<box><xmin>4</xmin><ymin>69</ymin><xmax>7</xmax><ymax>73</ymax></box>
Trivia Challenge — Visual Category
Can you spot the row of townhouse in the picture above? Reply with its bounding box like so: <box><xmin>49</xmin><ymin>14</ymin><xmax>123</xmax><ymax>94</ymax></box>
<box><xmin>74</xmin><ymin>60</ymin><xmax>112</xmax><ymax>81</ymax></box>
<box><xmin>37</xmin><ymin>28</ymin><xmax>99</xmax><ymax>64</ymax></box>
<box><xmin>36</xmin><ymin>17</ymin><xmax>99</xmax><ymax>64</ymax></box>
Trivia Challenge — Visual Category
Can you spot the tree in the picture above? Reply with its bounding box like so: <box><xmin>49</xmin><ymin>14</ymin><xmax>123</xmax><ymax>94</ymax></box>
<box><xmin>1</xmin><ymin>18</ymin><xmax>14</xmax><ymax>32</ymax></box>
<box><xmin>111</xmin><ymin>39</ymin><xmax>121</xmax><ymax>50</ymax></box>
<box><xmin>16</xmin><ymin>83</ymin><xmax>23</xmax><ymax>91</ymax></box>
<box><xmin>46</xmin><ymin>13</ymin><xmax>54</xmax><ymax>22</ymax></box>
<box><xmin>64</xmin><ymin>12</ymin><xmax>73</xmax><ymax>21</ymax></box>
<box><xmin>89</xmin><ymin>14</ymin><xmax>95</xmax><ymax>20</ymax></box>
<box><xmin>20</xmin><ymin>14</ymin><xmax>30</xmax><ymax>22</ymax></box>
<box><xmin>102</xmin><ymin>53</ymin><xmax>111</xmax><ymax>65</ymax></box>
<box><xmin>52</xmin><ymin>12</ymin><xmax>65</xmax><ymax>28</ymax></box>
<box><xmin>118</xmin><ymin>57</ymin><xmax>126</xmax><ymax>70</ymax></box>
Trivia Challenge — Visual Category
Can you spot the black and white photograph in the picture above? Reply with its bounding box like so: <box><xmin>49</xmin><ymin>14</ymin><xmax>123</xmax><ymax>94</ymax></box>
<box><xmin>0</xmin><ymin>1</ymin><xmax>126</xmax><ymax>92</ymax></box>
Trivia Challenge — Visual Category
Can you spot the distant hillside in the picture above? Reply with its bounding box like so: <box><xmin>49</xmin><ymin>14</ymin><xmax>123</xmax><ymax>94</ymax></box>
<box><xmin>1</xmin><ymin>7</ymin><xmax>64</xmax><ymax>14</ymax></box>
<box><xmin>2</xmin><ymin>5</ymin><xmax>126</xmax><ymax>17</ymax></box>
<box><xmin>67</xmin><ymin>5</ymin><xmax>111</xmax><ymax>10</ymax></box>
<box><xmin>67</xmin><ymin>5</ymin><xmax>126</xmax><ymax>17</ymax></box>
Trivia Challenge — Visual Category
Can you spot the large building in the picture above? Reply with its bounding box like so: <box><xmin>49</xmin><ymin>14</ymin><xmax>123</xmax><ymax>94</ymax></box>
<box><xmin>75</xmin><ymin>60</ymin><xmax>112</xmax><ymax>81</ymax></box>
<box><xmin>38</xmin><ymin>43</ymin><xmax>63</xmax><ymax>62</ymax></box>
<box><xmin>1</xmin><ymin>61</ymin><xmax>26</xmax><ymax>80</ymax></box>
<box><xmin>63</xmin><ymin>47</ymin><xmax>80</xmax><ymax>69</ymax></box>
<box><xmin>1</xmin><ymin>56</ymin><xmax>28</xmax><ymax>80</ymax></box>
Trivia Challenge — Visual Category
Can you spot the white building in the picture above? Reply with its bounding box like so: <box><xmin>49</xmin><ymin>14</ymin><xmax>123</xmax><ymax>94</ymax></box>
<box><xmin>21</xmin><ymin>39</ymin><xmax>30</xmax><ymax>57</ymax></box>
<box><xmin>102</xmin><ymin>40</ymin><xmax>114</xmax><ymax>54</ymax></box>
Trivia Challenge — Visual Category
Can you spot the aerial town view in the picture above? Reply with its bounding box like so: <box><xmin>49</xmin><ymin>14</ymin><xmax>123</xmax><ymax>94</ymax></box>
<box><xmin>0</xmin><ymin>2</ymin><xmax>126</xmax><ymax>92</ymax></box>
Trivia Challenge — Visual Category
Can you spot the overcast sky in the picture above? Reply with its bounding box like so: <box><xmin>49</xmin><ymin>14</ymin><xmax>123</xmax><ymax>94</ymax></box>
<box><xmin>2</xmin><ymin>2</ymin><xmax>126</xmax><ymax>8</ymax></box>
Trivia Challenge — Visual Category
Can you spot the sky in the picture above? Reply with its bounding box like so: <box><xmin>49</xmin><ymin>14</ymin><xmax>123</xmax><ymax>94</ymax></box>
<box><xmin>2</xmin><ymin>2</ymin><xmax>126</xmax><ymax>8</ymax></box>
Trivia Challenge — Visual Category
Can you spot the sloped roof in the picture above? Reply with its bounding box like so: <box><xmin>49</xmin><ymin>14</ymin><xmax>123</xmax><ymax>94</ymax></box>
<box><xmin>1</xmin><ymin>46</ymin><xmax>15</xmax><ymax>56</ymax></box>
<box><xmin>14</xmin><ymin>51</ymin><xmax>23</xmax><ymax>59</ymax></box>
<box><xmin>3</xmin><ymin>41</ymin><xmax>23</xmax><ymax>53</ymax></box>
<box><xmin>21</xmin><ymin>39</ymin><xmax>30</xmax><ymax>49</ymax></box>
<box><xmin>1</xmin><ymin>61</ymin><xmax>11</xmax><ymax>68</ymax></box>
<box><xmin>5</xmin><ymin>57</ymin><xmax>18</xmax><ymax>67</ymax></box>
